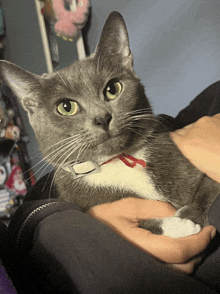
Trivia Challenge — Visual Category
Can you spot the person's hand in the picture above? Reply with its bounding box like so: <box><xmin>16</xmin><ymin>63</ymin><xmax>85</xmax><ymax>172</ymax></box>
<box><xmin>170</xmin><ymin>114</ymin><xmax>220</xmax><ymax>183</ymax></box>
<box><xmin>87</xmin><ymin>198</ymin><xmax>216</xmax><ymax>274</ymax></box>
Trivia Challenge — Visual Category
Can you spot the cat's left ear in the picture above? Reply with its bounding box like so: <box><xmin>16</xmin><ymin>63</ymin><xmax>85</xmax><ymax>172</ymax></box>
<box><xmin>94</xmin><ymin>11</ymin><xmax>133</xmax><ymax>68</ymax></box>
<box><xmin>0</xmin><ymin>60</ymin><xmax>42</xmax><ymax>114</ymax></box>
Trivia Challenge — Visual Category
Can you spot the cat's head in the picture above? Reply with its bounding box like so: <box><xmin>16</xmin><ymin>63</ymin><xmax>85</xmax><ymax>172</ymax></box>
<box><xmin>0</xmin><ymin>12</ymin><xmax>154</xmax><ymax>166</ymax></box>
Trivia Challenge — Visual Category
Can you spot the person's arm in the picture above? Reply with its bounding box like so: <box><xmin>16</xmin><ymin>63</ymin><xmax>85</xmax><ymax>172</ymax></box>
<box><xmin>87</xmin><ymin>198</ymin><xmax>216</xmax><ymax>274</ymax></box>
<box><xmin>170</xmin><ymin>114</ymin><xmax>220</xmax><ymax>183</ymax></box>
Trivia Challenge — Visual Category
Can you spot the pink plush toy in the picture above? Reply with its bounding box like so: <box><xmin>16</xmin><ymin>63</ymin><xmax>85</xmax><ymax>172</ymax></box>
<box><xmin>52</xmin><ymin>0</ymin><xmax>90</xmax><ymax>41</ymax></box>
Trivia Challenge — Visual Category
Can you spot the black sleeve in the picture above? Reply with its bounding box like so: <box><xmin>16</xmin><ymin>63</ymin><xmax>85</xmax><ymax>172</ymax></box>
<box><xmin>3</xmin><ymin>199</ymin><xmax>219</xmax><ymax>294</ymax></box>
<box><xmin>174</xmin><ymin>81</ymin><xmax>220</xmax><ymax>128</ymax></box>
<box><xmin>156</xmin><ymin>81</ymin><xmax>220</xmax><ymax>131</ymax></box>
<box><xmin>195</xmin><ymin>194</ymin><xmax>220</xmax><ymax>291</ymax></box>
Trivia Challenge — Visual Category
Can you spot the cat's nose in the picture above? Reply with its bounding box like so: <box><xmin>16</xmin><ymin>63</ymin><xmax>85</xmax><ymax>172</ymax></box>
<box><xmin>94</xmin><ymin>113</ymin><xmax>112</xmax><ymax>131</ymax></box>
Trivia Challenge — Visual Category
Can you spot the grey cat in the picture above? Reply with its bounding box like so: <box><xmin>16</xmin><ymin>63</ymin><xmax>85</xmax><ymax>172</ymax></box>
<box><xmin>0</xmin><ymin>12</ymin><xmax>219</xmax><ymax>238</ymax></box>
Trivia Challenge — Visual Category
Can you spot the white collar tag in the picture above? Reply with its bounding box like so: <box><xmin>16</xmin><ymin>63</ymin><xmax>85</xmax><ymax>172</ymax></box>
<box><xmin>62</xmin><ymin>161</ymin><xmax>101</xmax><ymax>179</ymax></box>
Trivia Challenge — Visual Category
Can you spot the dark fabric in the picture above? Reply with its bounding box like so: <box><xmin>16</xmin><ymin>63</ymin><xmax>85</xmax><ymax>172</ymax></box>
<box><xmin>1</xmin><ymin>81</ymin><xmax>220</xmax><ymax>293</ymax></box>
<box><xmin>174</xmin><ymin>81</ymin><xmax>220</xmax><ymax>127</ymax></box>
<box><xmin>4</xmin><ymin>199</ymin><xmax>220</xmax><ymax>294</ymax></box>
<box><xmin>23</xmin><ymin>170</ymin><xmax>58</xmax><ymax>202</ymax></box>
<box><xmin>195</xmin><ymin>197</ymin><xmax>220</xmax><ymax>290</ymax></box>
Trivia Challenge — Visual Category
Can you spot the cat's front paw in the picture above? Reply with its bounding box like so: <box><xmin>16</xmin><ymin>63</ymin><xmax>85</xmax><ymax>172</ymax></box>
<box><xmin>140</xmin><ymin>217</ymin><xmax>201</xmax><ymax>238</ymax></box>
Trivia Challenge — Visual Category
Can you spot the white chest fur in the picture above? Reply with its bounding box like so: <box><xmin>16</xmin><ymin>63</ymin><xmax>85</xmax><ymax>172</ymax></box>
<box><xmin>84</xmin><ymin>151</ymin><xmax>164</xmax><ymax>201</ymax></box>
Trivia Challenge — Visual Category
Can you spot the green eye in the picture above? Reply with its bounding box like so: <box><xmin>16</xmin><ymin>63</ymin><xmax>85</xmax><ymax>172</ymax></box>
<box><xmin>57</xmin><ymin>100</ymin><xmax>78</xmax><ymax>116</ymax></box>
<box><xmin>104</xmin><ymin>80</ymin><xmax>122</xmax><ymax>100</ymax></box>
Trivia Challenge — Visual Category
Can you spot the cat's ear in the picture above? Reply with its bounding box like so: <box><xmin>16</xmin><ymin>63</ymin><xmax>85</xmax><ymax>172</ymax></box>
<box><xmin>94</xmin><ymin>11</ymin><xmax>133</xmax><ymax>68</ymax></box>
<box><xmin>0</xmin><ymin>60</ymin><xmax>42</xmax><ymax>114</ymax></box>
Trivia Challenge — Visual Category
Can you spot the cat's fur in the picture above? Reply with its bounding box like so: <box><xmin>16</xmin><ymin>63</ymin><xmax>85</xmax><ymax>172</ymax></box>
<box><xmin>1</xmin><ymin>12</ymin><xmax>219</xmax><ymax>237</ymax></box>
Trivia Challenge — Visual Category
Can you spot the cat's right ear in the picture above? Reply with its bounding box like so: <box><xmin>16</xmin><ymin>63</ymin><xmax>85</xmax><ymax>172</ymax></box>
<box><xmin>0</xmin><ymin>60</ymin><xmax>42</xmax><ymax>114</ymax></box>
<box><xmin>94</xmin><ymin>11</ymin><xmax>133</xmax><ymax>68</ymax></box>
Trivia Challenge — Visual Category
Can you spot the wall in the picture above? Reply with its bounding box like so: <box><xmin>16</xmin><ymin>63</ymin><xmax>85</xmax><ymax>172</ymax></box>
<box><xmin>87</xmin><ymin>0</ymin><xmax>220</xmax><ymax>116</ymax></box>
<box><xmin>2</xmin><ymin>0</ymin><xmax>220</xmax><ymax>177</ymax></box>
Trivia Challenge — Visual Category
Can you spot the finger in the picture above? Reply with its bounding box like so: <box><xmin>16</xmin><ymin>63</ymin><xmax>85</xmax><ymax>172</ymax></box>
<box><xmin>169</xmin><ymin>260</ymin><xmax>197</xmax><ymax>274</ymax></box>
<box><xmin>120</xmin><ymin>225</ymin><xmax>216</xmax><ymax>264</ymax></box>
<box><xmin>170</xmin><ymin>255</ymin><xmax>203</xmax><ymax>274</ymax></box>
<box><xmin>173</xmin><ymin>225</ymin><xmax>216</xmax><ymax>262</ymax></box>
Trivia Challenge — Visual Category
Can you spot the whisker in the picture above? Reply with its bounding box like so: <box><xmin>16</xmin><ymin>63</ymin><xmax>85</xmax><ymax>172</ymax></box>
<box><xmin>41</xmin><ymin>168</ymin><xmax>55</xmax><ymax>194</ymax></box>
<box><xmin>25</xmin><ymin>134</ymin><xmax>85</xmax><ymax>194</ymax></box>
<box><xmin>122</xmin><ymin>110</ymin><xmax>168</xmax><ymax>129</ymax></box>
<box><xmin>49</xmin><ymin>138</ymin><xmax>86</xmax><ymax>198</ymax></box>
<box><xmin>28</xmin><ymin>135</ymin><xmax>82</xmax><ymax>160</ymax></box>
<box><xmin>50</xmin><ymin>136</ymin><xmax>85</xmax><ymax>169</ymax></box>
<box><xmin>42</xmin><ymin>134</ymin><xmax>83</xmax><ymax>154</ymax></box>
<box><xmin>41</xmin><ymin>136</ymin><xmax>84</xmax><ymax>193</ymax></box>
<box><xmin>23</xmin><ymin>134</ymin><xmax>83</xmax><ymax>177</ymax></box>
<box><xmin>121</xmin><ymin>109</ymin><xmax>152</xmax><ymax>119</ymax></box>
<box><xmin>25</xmin><ymin>159</ymin><xmax>53</xmax><ymax>182</ymax></box>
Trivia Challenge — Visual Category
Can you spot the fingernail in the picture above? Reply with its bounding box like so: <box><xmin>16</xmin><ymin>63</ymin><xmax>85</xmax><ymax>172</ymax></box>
<box><xmin>211</xmin><ymin>228</ymin><xmax>216</xmax><ymax>239</ymax></box>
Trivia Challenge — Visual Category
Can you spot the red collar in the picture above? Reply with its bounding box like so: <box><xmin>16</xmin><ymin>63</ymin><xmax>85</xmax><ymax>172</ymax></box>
<box><xmin>101</xmin><ymin>153</ymin><xmax>146</xmax><ymax>168</ymax></box>
<box><xmin>63</xmin><ymin>153</ymin><xmax>146</xmax><ymax>180</ymax></box>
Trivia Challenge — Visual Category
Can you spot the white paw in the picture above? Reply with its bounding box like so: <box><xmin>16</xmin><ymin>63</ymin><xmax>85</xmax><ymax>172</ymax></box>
<box><xmin>161</xmin><ymin>217</ymin><xmax>201</xmax><ymax>238</ymax></box>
